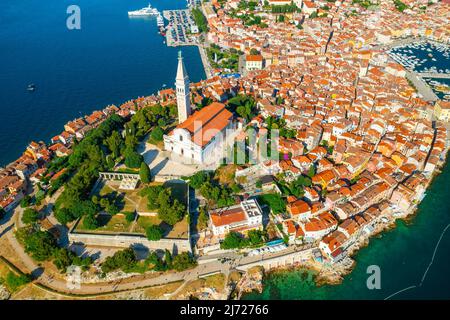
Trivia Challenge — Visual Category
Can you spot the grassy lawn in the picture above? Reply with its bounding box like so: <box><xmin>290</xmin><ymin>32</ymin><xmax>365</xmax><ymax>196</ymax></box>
<box><xmin>134</xmin><ymin>215</ymin><xmax>162</xmax><ymax>234</ymax></box>
<box><xmin>76</xmin><ymin>214</ymin><xmax>133</xmax><ymax>233</ymax></box>
<box><xmin>95</xmin><ymin>182</ymin><xmax>151</xmax><ymax>214</ymax></box>
<box><xmin>0</xmin><ymin>260</ymin><xmax>30</xmax><ymax>294</ymax></box>
<box><xmin>166</xmin><ymin>216</ymin><xmax>189</xmax><ymax>239</ymax></box>
<box><xmin>133</xmin><ymin>215</ymin><xmax>189</xmax><ymax>239</ymax></box>
<box><xmin>0</xmin><ymin>260</ymin><xmax>10</xmax><ymax>280</ymax></box>
<box><xmin>136</xmin><ymin>193</ymin><xmax>152</xmax><ymax>213</ymax></box>
<box><xmin>98</xmin><ymin>183</ymin><xmax>114</xmax><ymax>197</ymax></box>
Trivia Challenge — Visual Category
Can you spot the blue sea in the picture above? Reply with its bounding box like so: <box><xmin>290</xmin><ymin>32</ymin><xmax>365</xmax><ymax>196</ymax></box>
<box><xmin>0</xmin><ymin>0</ymin><xmax>205</xmax><ymax>166</ymax></box>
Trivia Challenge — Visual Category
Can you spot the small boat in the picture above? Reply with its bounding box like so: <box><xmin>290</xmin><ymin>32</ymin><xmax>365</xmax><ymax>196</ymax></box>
<box><xmin>27</xmin><ymin>84</ymin><xmax>36</xmax><ymax>92</ymax></box>
<box><xmin>156</xmin><ymin>13</ymin><xmax>164</xmax><ymax>27</ymax></box>
<box><xmin>158</xmin><ymin>25</ymin><xmax>166</xmax><ymax>36</ymax></box>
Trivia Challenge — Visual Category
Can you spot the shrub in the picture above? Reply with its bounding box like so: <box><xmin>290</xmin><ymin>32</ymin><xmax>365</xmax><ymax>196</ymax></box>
<box><xmin>146</xmin><ymin>225</ymin><xmax>163</xmax><ymax>241</ymax></box>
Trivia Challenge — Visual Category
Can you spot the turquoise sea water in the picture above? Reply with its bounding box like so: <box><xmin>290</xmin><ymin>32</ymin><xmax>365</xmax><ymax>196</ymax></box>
<box><xmin>1</xmin><ymin>1</ymin><xmax>450</xmax><ymax>300</ymax></box>
<box><xmin>0</xmin><ymin>0</ymin><xmax>205</xmax><ymax>167</ymax></box>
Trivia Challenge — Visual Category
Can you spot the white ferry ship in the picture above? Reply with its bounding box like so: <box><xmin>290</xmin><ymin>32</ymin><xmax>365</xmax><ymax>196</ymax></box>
<box><xmin>128</xmin><ymin>4</ymin><xmax>159</xmax><ymax>16</ymax></box>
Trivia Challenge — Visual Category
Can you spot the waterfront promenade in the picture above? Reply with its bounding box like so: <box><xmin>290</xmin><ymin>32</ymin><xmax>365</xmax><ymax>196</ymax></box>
<box><xmin>405</xmin><ymin>70</ymin><xmax>439</xmax><ymax>101</ymax></box>
<box><xmin>197</xmin><ymin>43</ymin><xmax>213</xmax><ymax>79</ymax></box>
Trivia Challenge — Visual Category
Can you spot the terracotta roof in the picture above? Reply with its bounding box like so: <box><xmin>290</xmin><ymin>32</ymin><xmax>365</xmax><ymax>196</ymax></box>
<box><xmin>246</xmin><ymin>55</ymin><xmax>263</xmax><ymax>62</ymax></box>
<box><xmin>175</xmin><ymin>102</ymin><xmax>233</xmax><ymax>147</ymax></box>
<box><xmin>210</xmin><ymin>206</ymin><xmax>246</xmax><ymax>227</ymax></box>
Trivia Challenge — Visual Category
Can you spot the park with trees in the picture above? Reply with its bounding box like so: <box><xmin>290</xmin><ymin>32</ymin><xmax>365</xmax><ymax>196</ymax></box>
<box><xmin>100</xmin><ymin>247</ymin><xmax>196</xmax><ymax>274</ymax></box>
<box><xmin>51</xmin><ymin>102</ymin><xmax>176</xmax><ymax>229</ymax></box>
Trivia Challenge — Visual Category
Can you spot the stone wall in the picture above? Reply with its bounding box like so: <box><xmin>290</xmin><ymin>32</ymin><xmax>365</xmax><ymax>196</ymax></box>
<box><xmin>236</xmin><ymin>249</ymin><xmax>313</xmax><ymax>271</ymax></box>
<box><xmin>68</xmin><ymin>232</ymin><xmax>191</xmax><ymax>254</ymax></box>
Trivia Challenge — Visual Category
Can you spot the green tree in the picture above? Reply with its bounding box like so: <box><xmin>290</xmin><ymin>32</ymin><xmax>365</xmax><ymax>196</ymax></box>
<box><xmin>124</xmin><ymin>147</ymin><xmax>144</xmax><ymax>169</ymax></box>
<box><xmin>248</xmin><ymin>229</ymin><xmax>265</xmax><ymax>246</ymax></box>
<box><xmin>52</xmin><ymin>248</ymin><xmax>74</xmax><ymax>272</ymax></box>
<box><xmin>307</xmin><ymin>165</ymin><xmax>316</xmax><ymax>178</ymax></box>
<box><xmin>197</xmin><ymin>207</ymin><xmax>209</xmax><ymax>230</ymax></box>
<box><xmin>150</xmin><ymin>126</ymin><xmax>164</xmax><ymax>142</ymax></box>
<box><xmin>20</xmin><ymin>195</ymin><xmax>32</xmax><ymax>208</ymax></box>
<box><xmin>164</xmin><ymin>249</ymin><xmax>173</xmax><ymax>269</ymax></box>
<box><xmin>139</xmin><ymin>162</ymin><xmax>151</xmax><ymax>184</ymax></box>
<box><xmin>101</xmin><ymin>247</ymin><xmax>137</xmax><ymax>273</ymax></box>
<box><xmin>5</xmin><ymin>272</ymin><xmax>31</xmax><ymax>292</ymax></box>
<box><xmin>23</xmin><ymin>230</ymin><xmax>57</xmax><ymax>261</ymax></box>
<box><xmin>187</xmin><ymin>171</ymin><xmax>210</xmax><ymax>189</ymax></box>
<box><xmin>146</xmin><ymin>224</ymin><xmax>163</xmax><ymax>241</ymax></box>
<box><xmin>158</xmin><ymin>199</ymin><xmax>185</xmax><ymax>226</ymax></box>
<box><xmin>125</xmin><ymin>211</ymin><xmax>135</xmax><ymax>222</ymax></box>
<box><xmin>172</xmin><ymin>252</ymin><xmax>197</xmax><ymax>271</ymax></box>
<box><xmin>83</xmin><ymin>214</ymin><xmax>99</xmax><ymax>230</ymax></box>
<box><xmin>220</xmin><ymin>232</ymin><xmax>244</xmax><ymax>249</ymax></box>
<box><xmin>106</xmin><ymin>203</ymin><xmax>120</xmax><ymax>215</ymax></box>
<box><xmin>105</xmin><ymin>131</ymin><xmax>123</xmax><ymax>159</ymax></box>
<box><xmin>21</xmin><ymin>208</ymin><xmax>40</xmax><ymax>225</ymax></box>
<box><xmin>258</xmin><ymin>193</ymin><xmax>286</xmax><ymax>214</ymax></box>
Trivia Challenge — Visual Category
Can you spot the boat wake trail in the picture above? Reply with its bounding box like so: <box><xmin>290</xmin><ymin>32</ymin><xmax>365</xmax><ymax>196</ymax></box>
<box><xmin>384</xmin><ymin>223</ymin><xmax>450</xmax><ymax>300</ymax></box>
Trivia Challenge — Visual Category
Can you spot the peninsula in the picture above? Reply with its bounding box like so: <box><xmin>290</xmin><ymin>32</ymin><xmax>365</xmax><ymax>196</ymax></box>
<box><xmin>1</xmin><ymin>0</ymin><xmax>450</xmax><ymax>300</ymax></box>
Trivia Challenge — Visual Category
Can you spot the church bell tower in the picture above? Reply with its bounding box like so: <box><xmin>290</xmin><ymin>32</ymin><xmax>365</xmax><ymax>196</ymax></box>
<box><xmin>175</xmin><ymin>51</ymin><xmax>191</xmax><ymax>124</ymax></box>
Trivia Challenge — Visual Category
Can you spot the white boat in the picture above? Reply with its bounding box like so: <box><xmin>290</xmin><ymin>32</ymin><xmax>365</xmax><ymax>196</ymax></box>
<box><xmin>156</xmin><ymin>13</ymin><xmax>164</xmax><ymax>26</ymax></box>
<box><xmin>128</xmin><ymin>4</ymin><xmax>159</xmax><ymax>16</ymax></box>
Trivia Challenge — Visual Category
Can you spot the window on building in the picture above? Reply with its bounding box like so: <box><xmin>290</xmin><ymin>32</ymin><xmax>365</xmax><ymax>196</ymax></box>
<box><xmin>180</xmin><ymin>135</ymin><xmax>183</xmax><ymax>141</ymax></box>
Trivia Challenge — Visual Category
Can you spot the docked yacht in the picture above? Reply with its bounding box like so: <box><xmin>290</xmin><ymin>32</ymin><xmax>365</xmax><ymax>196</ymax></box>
<box><xmin>128</xmin><ymin>4</ymin><xmax>159</xmax><ymax>16</ymax></box>
<box><xmin>156</xmin><ymin>13</ymin><xmax>164</xmax><ymax>27</ymax></box>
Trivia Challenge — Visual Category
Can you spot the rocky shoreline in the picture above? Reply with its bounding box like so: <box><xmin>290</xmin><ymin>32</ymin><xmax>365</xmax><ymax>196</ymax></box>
<box><xmin>238</xmin><ymin>147</ymin><xmax>450</xmax><ymax>297</ymax></box>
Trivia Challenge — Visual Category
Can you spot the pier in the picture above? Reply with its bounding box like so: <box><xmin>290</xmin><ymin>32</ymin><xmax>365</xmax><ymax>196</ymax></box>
<box><xmin>418</xmin><ymin>72</ymin><xmax>450</xmax><ymax>79</ymax></box>
<box><xmin>197</xmin><ymin>44</ymin><xmax>213</xmax><ymax>79</ymax></box>
<box><xmin>405</xmin><ymin>71</ymin><xmax>439</xmax><ymax>102</ymax></box>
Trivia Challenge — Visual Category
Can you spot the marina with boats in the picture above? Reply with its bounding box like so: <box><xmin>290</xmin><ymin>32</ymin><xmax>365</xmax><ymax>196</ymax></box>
<box><xmin>388</xmin><ymin>40</ymin><xmax>450</xmax><ymax>101</ymax></box>
<box><xmin>127</xmin><ymin>3</ymin><xmax>200</xmax><ymax>47</ymax></box>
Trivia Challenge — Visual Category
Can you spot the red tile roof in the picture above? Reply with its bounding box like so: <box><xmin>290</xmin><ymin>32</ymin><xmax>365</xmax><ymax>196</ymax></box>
<box><xmin>175</xmin><ymin>102</ymin><xmax>233</xmax><ymax>147</ymax></box>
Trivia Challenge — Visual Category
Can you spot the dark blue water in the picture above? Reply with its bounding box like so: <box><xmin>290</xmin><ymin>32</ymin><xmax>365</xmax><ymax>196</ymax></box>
<box><xmin>0</xmin><ymin>0</ymin><xmax>205</xmax><ymax>166</ymax></box>
<box><xmin>389</xmin><ymin>41</ymin><xmax>450</xmax><ymax>101</ymax></box>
